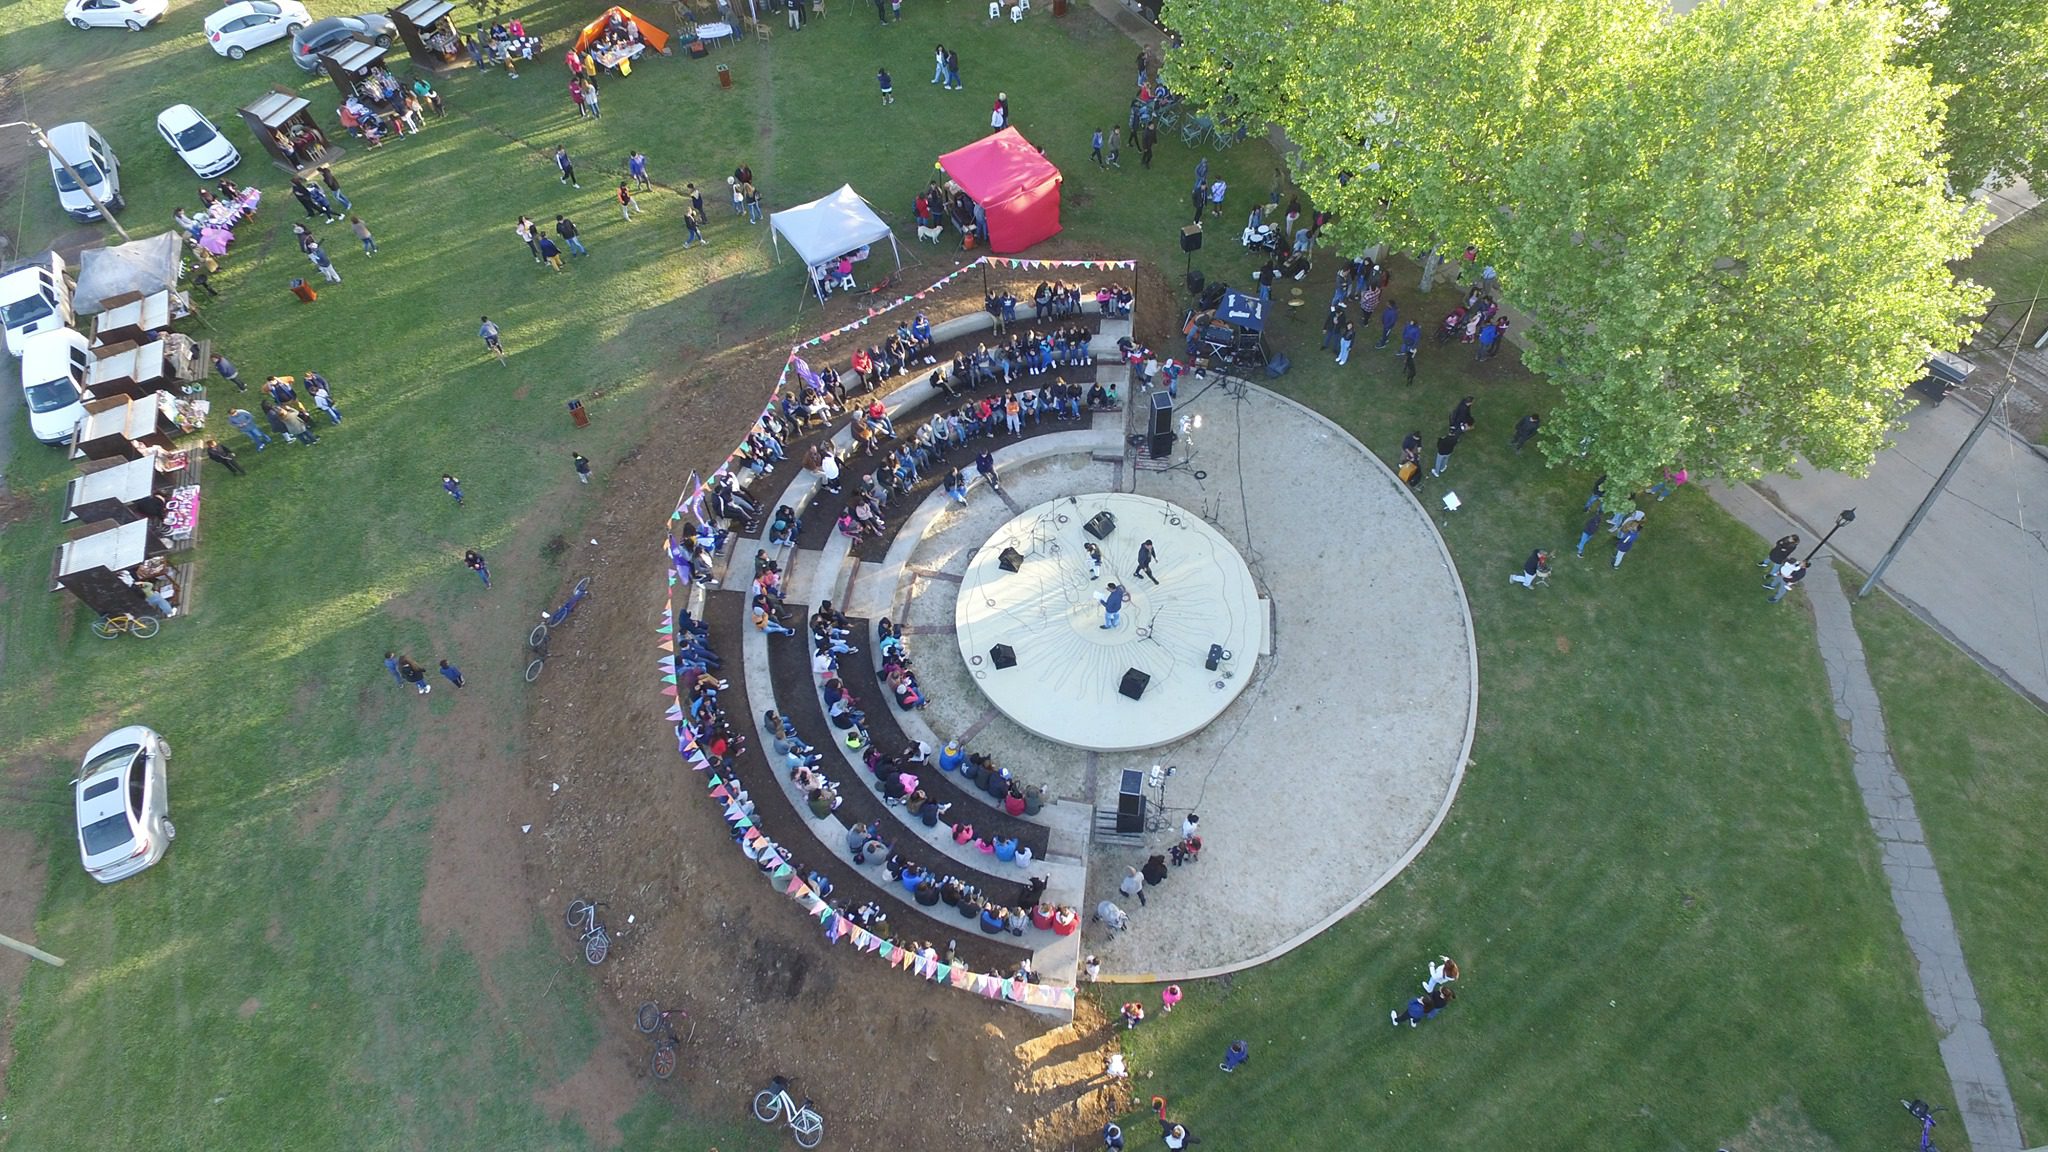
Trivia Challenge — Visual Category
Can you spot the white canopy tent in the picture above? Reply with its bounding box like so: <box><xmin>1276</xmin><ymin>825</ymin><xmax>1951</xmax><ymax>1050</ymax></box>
<box><xmin>768</xmin><ymin>184</ymin><xmax>902</xmax><ymax>305</ymax></box>
<box><xmin>74</xmin><ymin>234</ymin><xmax>185</xmax><ymax>315</ymax></box>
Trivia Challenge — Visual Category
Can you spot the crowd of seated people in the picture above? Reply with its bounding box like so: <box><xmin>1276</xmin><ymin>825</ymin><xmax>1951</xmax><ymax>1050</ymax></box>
<box><xmin>876</xmin><ymin>618</ymin><xmax>925</xmax><ymax>711</ymax></box>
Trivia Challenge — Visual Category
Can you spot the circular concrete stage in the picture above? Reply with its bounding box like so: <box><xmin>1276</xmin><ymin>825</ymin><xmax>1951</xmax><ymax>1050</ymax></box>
<box><xmin>954</xmin><ymin>493</ymin><xmax>1266</xmax><ymax>752</ymax></box>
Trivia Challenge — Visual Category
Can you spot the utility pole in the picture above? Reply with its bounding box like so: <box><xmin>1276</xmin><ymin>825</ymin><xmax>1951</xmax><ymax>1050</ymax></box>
<box><xmin>1</xmin><ymin>119</ymin><xmax>131</xmax><ymax>242</ymax></box>
<box><xmin>1859</xmin><ymin>375</ymin><xmax>2017</xmax><ymax>598</ymax></box>
<box><xmin>0</xmin><ymin>931</ymin><xmax>66</xmax><ymax>968</ymax></box>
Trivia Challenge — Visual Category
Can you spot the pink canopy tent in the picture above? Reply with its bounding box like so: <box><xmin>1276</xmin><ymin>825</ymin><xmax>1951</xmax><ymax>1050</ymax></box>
<box><xmin>937</xmin><ymin>128</ymin><xmax>1063</xmax><ymax>254</ymax></box>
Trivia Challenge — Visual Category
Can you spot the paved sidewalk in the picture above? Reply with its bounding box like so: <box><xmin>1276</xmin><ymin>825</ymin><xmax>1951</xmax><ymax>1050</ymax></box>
<box><xmin>1734</xmin><ymin>400</ymin><xmax>2048</xmax><ymax>710</ymax></box>
<box><xmin>1717</xmin><ymin>483</ymin><xmax>2027</xmax><ymax>1152</ymax></box>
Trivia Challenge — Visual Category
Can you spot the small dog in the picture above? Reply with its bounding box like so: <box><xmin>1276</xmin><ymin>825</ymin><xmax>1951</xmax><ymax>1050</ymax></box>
<box><xmin>917</xmin><ymin>224</ymin><xmax>944</xmax><ymax>243</ymax></box>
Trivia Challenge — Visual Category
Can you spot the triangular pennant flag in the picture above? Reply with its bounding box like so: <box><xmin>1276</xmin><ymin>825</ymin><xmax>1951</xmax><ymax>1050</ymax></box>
<box><xmin>706</xmin><ymin>773</ymin><xmax>724</xmax><ymax>787</ymax></box>
<box><xmin>933</xmin><ymin>962</ymin><xmax>951</xmax><ymax>983</ymax></box>
<box><xmin>658</xmin><ymin>639</ymin><xmax>674</xmax><ymax>652</ymax></box>
<box><xmin>772</xmin><ymin>863</ymin><xmax>794</xmax><ymax>879</ymax></box>
<box><xmin>877</xmin><ymin>941</ymin><xmax>895</xmax><ymax>961</ymax></box>
<box><xmin>656</xmin><ymin>623</ymin><xmax>673</xmax><ymax>635</ymax></box>
<box><xmin>665</xmin><ymin>706</ymin><xmax>685</xmax><ymax>721</ymax></box>
<box><xmin>815</xmin><ymin>903</ymin><xmax>834</xmax><ymax>922</ymax></box>
<box><xmin>709</xmin><ymin>784</ymin><xmax>730</xmax><ymax>799</ymax></box>
<box><xmin>737</xmin><ymin>818</ymin><xmax>755</xmax><ymax>831</ymax></box>
<box><xmin>785</xmin><ymin>876</ymin><xmax>807</xmax><ymax>895</ymax></box>
<box><xmin>661</xmin><ymin>685</ymin><xmax>679</xmax><ymax>697</ymax></box>
<box><xmin>662</xmin><ymin>674</ymin><xmax>679</xmax><ymax>685</ymax></box>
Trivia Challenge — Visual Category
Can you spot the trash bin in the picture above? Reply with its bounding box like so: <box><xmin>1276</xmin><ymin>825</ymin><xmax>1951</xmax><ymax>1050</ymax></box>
<box><xmin>1052</xmin><ymin>0</ymin><xmax>1067</xmax><ymax>14</ymax></box>
<box><xmin>717</xmin><ymin>63</ymin><xmax>732</xmax><ymax>88</ymax></box>
<box><xmin>568</xmin><ymin>398</ymin><xmax>589</xmax><ymax>427</ymax></box>
<box><xmin>289</xmin><ymin>278</ymin><xmax>317</xmax><ymax>303</ymax></box>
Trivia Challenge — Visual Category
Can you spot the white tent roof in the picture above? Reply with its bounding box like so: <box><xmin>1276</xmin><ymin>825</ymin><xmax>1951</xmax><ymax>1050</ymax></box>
<box><xmin>769</xmin><ymin>185</ymin><xmax>897</xmax><ymax>267</ymax></box>
<box><xmin>73</xmin><ymin>234</ymin><xmax>184</xmax><ymax>315</ymax></box>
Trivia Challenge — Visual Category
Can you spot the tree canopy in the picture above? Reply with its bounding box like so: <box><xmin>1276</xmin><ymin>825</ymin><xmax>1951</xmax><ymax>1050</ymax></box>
<box><xmin>1890</xmin><ymin>0</ymin><xmax>2048</xmax><ymax>192</ymax></box>
<box><xmin>1163</xmin><ymin>0</ymin><xmax>1992</xmax><ymax>488</ymax></box>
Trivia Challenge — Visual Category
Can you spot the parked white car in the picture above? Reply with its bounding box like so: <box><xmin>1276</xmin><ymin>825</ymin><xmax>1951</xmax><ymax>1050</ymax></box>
<box><xmin>204</xmin><ymin>0</ymin><xmax>310</xmax><ymax>58</ymax></box>
<box><xmin>156</xmin><ymin>105</ymin><xmax>240</xmax><ymax>179</ymax></box>
<box><xmin>45</xmin><ymin>122</ymin><xmax>123</xmax><ymax>222</ymax></box>
<box><xmin>72</xmin><ymin>726</ymin><xmax>174</xmax><ymax>884</ymax></box>
<box><xmin>19</xmin><ymin>328</ymin><xmax>90</xmax><ymax>445</ymax></box>
<box><xmin>0</xmin><ymin>251</ymin><xmax>75</xmax><ymax>356</ymax></box>
<box><xmin>61</xmin><ymin>0</ymin><xmax>167</xmax><ymax>29</ymax></box>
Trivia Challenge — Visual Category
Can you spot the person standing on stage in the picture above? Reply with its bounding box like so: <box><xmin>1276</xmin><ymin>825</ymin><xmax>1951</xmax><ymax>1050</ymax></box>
<box><xmin>1134</xmin><ymin>539</ymin><xmax>1159</xmax><ymax>583</ymax></box>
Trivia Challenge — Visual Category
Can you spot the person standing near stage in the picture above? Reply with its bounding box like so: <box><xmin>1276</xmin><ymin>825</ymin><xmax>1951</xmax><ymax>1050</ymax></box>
<box><xmin>1098</xmin><ymin>582</ymin><xmax>1129</xmax><ymax>629</ymax></box>
<box><xmin>1134</xmin><ymin>539</ymin><xmax>1159</xmax><ymax>583</ymax></box>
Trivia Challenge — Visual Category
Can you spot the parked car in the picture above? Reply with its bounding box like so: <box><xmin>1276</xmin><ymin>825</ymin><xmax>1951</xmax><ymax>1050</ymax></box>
<box><xmin>44</xmin><ymin>122</ymin><xmax>124</xmax><ymax>222</ymax></box>
<box><xmin>204</xmin><ymin>0</ymin><xmax>310</xmax><ymax>57</ymax></box>
<box><xmin>156</xmin><ymin>104</ymin><xmax>240</xmax><ymax>178</ymax></box>
<box><xmin>0</xmin><ymin>251</ymin><xmax>75</xmax><ymax>357</ymax></box>
<box><xmin>290</xmin><ymin>13</ymin><xmax>395</xmax><ymax>70</ymax></box>
<box><xmin>61</xmin><ymin>0</ymin><xmax>167</xmax><ymax>30</ymax></box>
<box><xmin>72</xmin><ymin>725</ymin><xmax>174</xmax><ymax>884</ymax></box>
<box><xmin>18</xmin><ymin>328</ymin><xmax>90</xmax><ymax>444</ymax></box>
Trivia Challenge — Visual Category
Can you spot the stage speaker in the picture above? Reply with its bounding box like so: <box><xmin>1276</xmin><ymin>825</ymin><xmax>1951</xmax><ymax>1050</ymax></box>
<box><xmin>1148</xmin><ymin>391</ymin><xmax>1175</xmax><ymax>458</ymax></box>
<box><xmin>998</xmin><ymin>546</ymin><xmax>1025</xmax><ymax>573</ymax></box>
<box><xmin>1119</xmin><ymin>668</ymin><xmax>1150</xmax><ymax>700</ymax></box>
<box><xmin>1265</xmin><ymin>352</ymin><xmax>1291</xmax><ymax>378</ymax></box>
<box><xmin>1199</xmin><ymin>281</ymin><xmax>1229</xmax><ymax>311</ymax></box>
<box><xmin>1084</xmin><ymin>511</ymin><xmax>1117</xmax><ymax>540</ymax></box>
<box><xmin>990</xmin><ymin>643</ymin><xmax>1017</xmax><ymax>669</ymax></box>
<box><xmin>1180</xmin><ymin>223</ymin><xmax>1203</xmax><ymax>253</ymax></box>
<box><xmin>1116</xmin><ymin>768</ymin><xmax>1147</xmax><ymax>834</ymax></box>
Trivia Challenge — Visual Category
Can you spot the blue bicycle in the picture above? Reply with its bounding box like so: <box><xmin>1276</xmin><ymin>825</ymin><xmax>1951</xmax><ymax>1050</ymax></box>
<box><xmin>526</xmin><ymin>576</ymin><xmax>592</xmax><ymax>682</ymax></box>
<box><xmin>1902</xmin><ymin>1098</ymin><xmax>1944</xmax><ymax>1151</ymax></box>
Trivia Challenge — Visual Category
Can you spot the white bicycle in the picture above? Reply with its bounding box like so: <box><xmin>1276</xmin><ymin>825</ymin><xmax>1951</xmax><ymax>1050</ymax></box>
<box><xmin>752</xmin><ymin>1076</ymin><xmax>824</xmax><ymax>1148</ymax></box>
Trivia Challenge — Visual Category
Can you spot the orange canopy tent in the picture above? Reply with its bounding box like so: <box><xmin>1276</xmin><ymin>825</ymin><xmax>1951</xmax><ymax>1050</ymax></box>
<box><xmin>573</xmin><ymin>6</ymin><xmax>670</xmax><ymax>54</ymax></box>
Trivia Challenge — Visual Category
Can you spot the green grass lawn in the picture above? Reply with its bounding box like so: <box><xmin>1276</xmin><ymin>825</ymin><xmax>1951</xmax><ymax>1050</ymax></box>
<box><xmin>1853</xmin><ymin>580</ymin><xmax>2048</xmax><ymax>1127</ymax></box>
<box><xmin>1959</xmin><ymin>204</ymin><xmax>2048</xmax><ymax>309</ymax></box>
<box><xmin>0</xmin><ymin>0</ymin><xmax>2010</xmax><ymax>1147</ymax></box>
<box><xmin>1103</xmin><ymin>291</ymin><xmax>1955</xmax><ymax>1150</ymax></box>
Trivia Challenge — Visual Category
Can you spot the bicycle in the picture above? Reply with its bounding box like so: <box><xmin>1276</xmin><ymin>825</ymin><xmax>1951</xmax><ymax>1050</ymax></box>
<box><xmin>1902</xmin><ymin>1098</ymin><xmax>1943</xmax><ymax>1151</ymax></box>
<box><xmin>636</xmin><ymin>1002</ymin><xmax>690</xmax><ymax>1080</ymax></box>
<box><xmin>526</xmin><ymin>575</ymin><xmax>593</xmax><ymax>681</ymax></box>
<box><xmin>90</xmin><ymin>613</ymin><xmax>161</xmax><ymax>640</ymax></box>
<box><xmin>752</xmin><ymin>1076</ymin><xmax>824</xmax><ymax>1148</ymax></box>
<box><xmin>564</xmin><ymin>899</ymin><xmax>610</xmax><ymax>965</ymax></box>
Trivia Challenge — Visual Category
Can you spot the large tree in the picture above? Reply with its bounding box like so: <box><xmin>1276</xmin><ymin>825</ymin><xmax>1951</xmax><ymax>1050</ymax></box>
<box><xmin>1162</xmin><ymin>0</ymin><xmax>1662</xmax><ymax>269</ymax></box>
<box><xmin>1504</xmin><ymin>0</ymin><xmax>1988</xmax><ymax>487</ymax></box>
<box><xmin>1890</xmin><ymin>0</ymin><xmax>2048</xmax><ymax>192</ymax></box>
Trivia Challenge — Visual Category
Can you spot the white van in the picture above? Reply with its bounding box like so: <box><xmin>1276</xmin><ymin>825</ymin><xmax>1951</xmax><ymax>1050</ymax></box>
<box><xmin>19</xmin><ymin>328</ymin><xmax>91</xmax><ymax>445</ymax></box>
<box><xmin>46</xmin><ymin>122</ymin><xmax>125</xmax><ymax>222</ymax></box>
<box><xmin>0</xmin><ymin>251</ymin><xmax>75</xmax><ymax>356</ymax></box>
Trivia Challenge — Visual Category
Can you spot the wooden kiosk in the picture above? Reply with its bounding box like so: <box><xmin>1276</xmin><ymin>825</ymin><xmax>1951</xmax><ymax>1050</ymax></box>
<box><xmin>238</xmin><ymin>88</ymin><xmax>342</xmax><ymax>173</ymax></box>
<box><xmin>92</xmin><ymin>289</ymin><xmax>193</xmax><ymax>347</ymax></box>
<box><xmin>389</xmin><ymin>0</ymin><xmax>462</xmax><ymax>69</ymax></box>
<box><xmin>321</xmin><ymin>39</ymin><xmax>395</xmax><ymax>103</ymax></box>
<box><xmin>71</xmin><ymin>394</ymin><xmax>184</xmax><ymax>462</ymax></box>
<box><xmin>63</xmin><ymin>456</ymin><xmax>174</xmax><ymax>526</ymax></box>
<box><xmin>86</xmin><ymin>337</ymin><xmax>206</xmax><ymax>401</ymax></box>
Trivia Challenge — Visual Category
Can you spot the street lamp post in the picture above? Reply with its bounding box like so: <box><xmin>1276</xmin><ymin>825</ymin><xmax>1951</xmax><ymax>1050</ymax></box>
<box><xmin>1</xmin><ymin>119</ymin><xmax>132</xmax><ymax>242</ymax></box>
<box><xmin>1802</xmin><ymin>508</ymin><xmax>1857</xmax><ymax>564</ymax></box>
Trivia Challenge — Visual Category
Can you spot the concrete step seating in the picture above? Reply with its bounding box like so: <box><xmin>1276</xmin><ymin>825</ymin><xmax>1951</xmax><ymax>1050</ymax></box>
<box><xmin>753</xmin><ymin>597</ymin><xmax>1067</xmax><ymax>944</ymax></box>
<box><xmin>702</xmin><ymin>590</ymin><xmax>1032</xmax><ymax>974</ymax></box>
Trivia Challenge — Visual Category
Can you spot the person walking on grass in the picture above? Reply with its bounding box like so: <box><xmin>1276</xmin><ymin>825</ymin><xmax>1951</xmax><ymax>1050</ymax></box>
<box><xmin>385</xmin><ymin>651</ymin><xmax>404</xmax><ymax>684</ymax></box>
<box><xmin>573</xmin><ymin>453</ymin><xmax>592</xmax><ymax>483</ymax></box>
<box><xmin>1336</xmin><ymin>319</ymin><xmax>1355</xmax><ymax>366</ymax></box>
<box><xmin>684</xmin><ymin>208</ymin><xmax>707</xmax><ymax>248</ymax></box>
<box><xmin>1767</xmin><ymin>558</ymin><xmax>1808</xmax><ymax>603</ymax></box>
<box><xmin>1377</xmin><ymin>299</ymin><xmax>1399</xmax><ymax>348</ymax></box>
<box><xmin>945</xmin><ymin>48</ymin><xmax>961</xmax><ymax>90</ymax></box>
<box><xmin>350</xmin><ymin>215</ymin><xmax>376</xmax><ymax>255</ymax></box>
<box><xmin>442</xmin><ymin>473</ymin><xmax>464</xmax><ymax>506</ymax></box>
<box><xmin>932</xmin><ymin>43</ymin><xmax>948</xmax><ymax>84</ymax></box>
<box><xmin>628</xmin><ymin>149</ymin><xmax>650</xmax><ymax>190</ymax></box>
<box><xmin>878</xmin><ymin>66</ymin><xmax>894</xmax><ymax>105</ymax></box>
<box><xmin>228</xmin><ymin>407</ymin><xmax>271</xmax><ymax>450</ymax></box>
<box><xmin>398</xmin><ymin>655</ymin><xmax>432</xmax><ymax>695</ymax></box>
<box><xmin>205</xmin><ymin>438</ymin><xmax>245</xmax><ymax>476</ymax></box>
<box><xmin>582</xmin><ymin>79</ymin><xmax>600</xmax><ymax>118</ymax></box>
<box><xmin>1091</xmin><ymin>128</ymin><xmax>1105</xmax><ymax>167</ymax></box>
<box><xmin>745</xmin><ymin>181</ymin><xmax>763</xmax><ymax>224</ymax></box>
<box><xmin>555</xmin><ymin>146</ymin><xmax>579</xmax><ymax>188</ymax></box>
<box><xmin>1104</xmin><ymin>130</ymin><xmax>1120</xmax><ymax>169</ymax></box>
<box><xmin>618</xmin><ymin>183</ymin><xmax>639</xmax><ymax>222</ymax></box>
<box><xmin>1221</xmin><ymin>1040</ymin><xmax>1250</xmax><ymax>1073</ymax></box>
<box><xmin>480</xmin><ymin>316</ymin><xmax>507</xmax><ymax>363</ymax></box>
<box><xmin>537</xmin><ymin>232</ymin><xmax>564</xmax><ymax>271</ymax></box>
<box><xmin>1510</xmin><ymin>412</ymin><xmax>1541</xmax><ymax>452</ymax></box>
<box><xmin>554</xmin><ymin>214</ymin><xmax>586</xmax><ymax>255</ymax></box>
<box><xmin>438</xmin><ymin>659</ymin><xmax>466</xmax><ymax>688</ymax></box>
<box><xmin>688</xmin><ymin>182</ymin><xmax>706</xmax><ymax>220</ymax></box>
<box><xmin>213</xmin><ymin>353</ymin><xmax>244</xmax><ymax>392</ymax></box>
<box><xmin>464</xmin><ymin>548</ymin><xmax>491</xmax><ymax>587</ymax></box>
<box><xmin>1431</xmin><ymin>430</ymin><xmax>1459</xmax><ymax>477</ymax></box>
<box><xmin>1574</xmin><ymin>509</ymin><xmax>1601</xmax><ymax>557</ymax></box>
<box><xmin>308</xmin><ymin>242</ymin><xmax>341</xmax><ymax>283</ymax></box>
<box><xmin>1613</xmin><ymin>523</ymin><xmax>1641</xmax><ymax>569</ymax></box>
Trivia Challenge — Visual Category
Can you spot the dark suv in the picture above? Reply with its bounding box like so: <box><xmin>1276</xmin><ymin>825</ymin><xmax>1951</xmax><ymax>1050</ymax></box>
<box><xmin>290</xmin><ymin>13</ymin><xmax>396</xmax><ymax>69</ymax></box>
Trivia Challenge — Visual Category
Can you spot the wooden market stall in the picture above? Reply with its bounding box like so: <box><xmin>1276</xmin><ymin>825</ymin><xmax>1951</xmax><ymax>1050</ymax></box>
<box><xmin>321</xmin><ymin>39</ymin><xmax>394</xmax><ymax>104</ymax></box>
<box><xmin>238</xmin><ymin>88</ymin><xmax>342</xmax><ymax>173</ymax></box>
<box><xmin>51</xmin><ymin>519</ymin><xmax>196</xmax><ymax>619</ymax></box>
<box><xmin>85</xmin><ymin>337</ymin><xmax>206</xmax><ymax>401</ymax></box>
<box><xmin>389</xmin><ymin>0</ymin><xmax>461</xmax><ymax>69</ymax></box>
<box><xmin>92</xmin><ymin>289</ymin><xmax>192</xmax><ymax>347</ymax></box>
<box><xmin>70</xmin><ymin>393</ymin><xmax>191</xmax><ymax>462</ymax></box>
<box><xmin>62</xmin><ymin>455</ymin><xmax>180</xmax><ymax>526</ymax></box>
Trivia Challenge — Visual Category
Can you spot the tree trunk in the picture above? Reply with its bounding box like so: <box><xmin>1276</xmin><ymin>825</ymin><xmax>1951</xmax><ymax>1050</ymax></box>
<box><xmin>1418</xmin><ymin>246</ymin><xmax>1445</xmax><ymax>291</ymax></box>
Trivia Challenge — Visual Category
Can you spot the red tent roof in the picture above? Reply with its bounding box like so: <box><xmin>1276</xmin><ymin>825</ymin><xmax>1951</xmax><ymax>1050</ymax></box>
<box><xmin>938</xmin><ymin>128</ymin><xmax>1063</xmax><ymax>253</ymax></box>
<box><xmin>939</xmin><ymin>128</ymin><xmax>1061</xmax><ymax>206</ymax></box>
